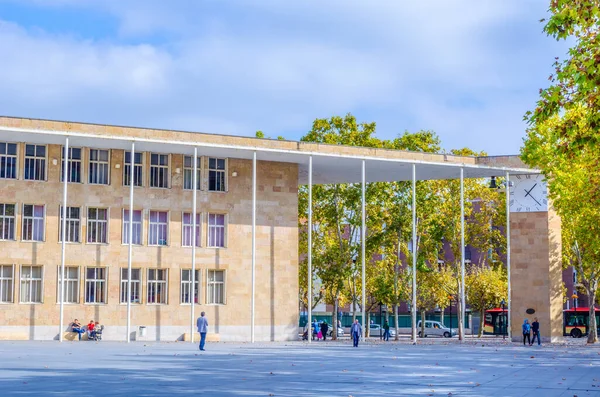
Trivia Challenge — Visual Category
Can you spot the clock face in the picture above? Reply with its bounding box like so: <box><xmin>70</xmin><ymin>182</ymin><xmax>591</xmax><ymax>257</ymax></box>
<box><xmin>509</xmin><ymin>174</ymin><xmax>548</xmax><ymax>212</ymax></box>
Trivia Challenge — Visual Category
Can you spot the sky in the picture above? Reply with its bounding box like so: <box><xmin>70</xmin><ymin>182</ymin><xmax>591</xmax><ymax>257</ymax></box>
<box><xmin>0</xmin><ymin>0</ymin><xmax>569</xmax><ymax>155</ymax></box>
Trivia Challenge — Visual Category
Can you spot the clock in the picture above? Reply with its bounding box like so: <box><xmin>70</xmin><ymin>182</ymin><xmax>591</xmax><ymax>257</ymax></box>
<box><xmin>509</xmin><ymin>174</ymin><xmax>548</xmax><ymax>212</ymax></box>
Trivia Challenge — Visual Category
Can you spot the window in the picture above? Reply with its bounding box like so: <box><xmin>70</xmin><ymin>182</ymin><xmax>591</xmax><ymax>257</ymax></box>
<box><xmin>120</xmin><ymin>268</ymin><xmax>141</xmax><ymax>304</ymax></box>
<box><xmin>24</xmin><ymin>144</ymin><xmax>46</xmax><ymax>181</ymax></box>
<box><xmin>89</xmin><ymin>149</ymin><xmax>110</xmax><ymax>184</ymax></box>
<box><xmin>183</xmin><ymin>156</ymin><xmax>202</xmax><ymax>190</ymax></box>
<box><xmin>20</xmin><ymin>265</ymin><xmax>43</xmax><ymax>303</ymax></box>
<box><xmin>207</xmin><ymin>213</ymin><xmax>226</xmax><ymax>248</ymax></box>
<box><xmin>0</xmin><ymin>204</ymin><xmax>16</xmax><ymax>240</ymax></box>
<box><xmin>208</xmin><ymin>158</ymin><xmax>226</xmax><ymax>191</ymax></box>
<box><xmin>124</xmin><ymin>151</ymin><xmax>143</xmax><ymax>187</ymax></box>
<box><xmin>87</xmin><ymin>208</ymin><xmax>108</xmax><ymax>244</ymax></box>
<box><xmin>85</xmin><ymin>267</ymin><xmax>106</xmax><ymax>304</ymax></box>
<box><xmin>0</xmin><ymin>265</ymin><xmax>14</xmax><ymax>303</ymax></box>
<box><xmin>123</xmin><ymin>209</ymin><xmax>142</xmax><ymax>245</ymax></box>
<box><xmin>57</xmin><ymin>266</ymin><xmax>79</xmax><ymax>304</ymax></box>
<box><xmin>22</xmin><ymin>204</ymin><xmax>45</xmax><ymax>242</ymax></box>
<box><xmin>0</xmin><ymin>142</ymin><xmax>17</xmax><ymax>179</ymax></box>
<box><xmin>147</xmin><ymin>269</ymin><xmax>168</xmax><ymax>304</ymax></box>
<box><xmin>150</xmin><ymin>153</ymin><xmax>169</xmax><ymax>188</ymax></box>
<box><xmin>149</xmin><ymin>210</ymin><xmax>168</xmax><ymax>246</ymax></box>
<box><xmin>60</xmin><ymin>207</ymin><xmax>81</xmax><ymax>243</ymax></box>
<box><xmin>182</xmin><ymin>212</ymin><xmax>201</xmax><ymax>247</ymax></box>
<box><xmin>181</xmin><ymin>269</ymin><xmax>200</xmax><ymax>304</ymax></box>
<box><xmin>207</xmin><ymin>270</ymin><xmax>225</xmax><ymax>304</ymax></box>
<box><xmin>61</xmin><ymin>147</ymin><xmax>82</xmax><ymax>183</ymax></box>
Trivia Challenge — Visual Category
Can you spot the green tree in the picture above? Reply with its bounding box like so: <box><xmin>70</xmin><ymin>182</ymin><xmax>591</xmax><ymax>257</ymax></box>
<box><xmin>466</xmin><ymin>265</ymin><xmax>508</xmax><ymax>337</ymax></box>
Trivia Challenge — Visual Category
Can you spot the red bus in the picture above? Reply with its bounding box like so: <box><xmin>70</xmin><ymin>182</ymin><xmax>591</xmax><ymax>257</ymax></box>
<box><xmin>482</xmin><ymin>308</ymin><xmax>507</xmax><ymax>335</ymax></box>
<box><xmin>564</xmin><ymin>307</ymin><xmax>600</xmax><ymax>338</ymax></box>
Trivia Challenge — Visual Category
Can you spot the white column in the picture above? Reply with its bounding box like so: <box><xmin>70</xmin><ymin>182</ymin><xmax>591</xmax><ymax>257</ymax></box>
<box><xmin>191</xmin><ymin>147</ymin><xmax>198</xmax><ymax>343</ymax></box>
<box><xmin>361</xmin><ymin>159</ymin><xmax>366</xmax><ymax>340</ymax></box>
<box><xmin>460</xmin><ymin>167</ymin><xmax>466</xmax><ymax>338</ymax></box>
<box><xmin>307</xmin><ymin>155</ymin><xmax>313</xmax><ymax>343</ymax></box>
<box><xmin>411</xmin><ymin>163</ymin><xmax>417</xmax><ymax>343</ymax></box>
<box><xmin>251</xmin><ymin>151</ymin><xmax>256</xmax><ymax>343</ymax></box>
<box><xmin>127</xmin><ymin>142</ymin><xmax>135</xmax><ymax>343</ymax></box>
<box><xmin>506</xmin><ymin>171</ymin><xmax>511</xmax><ymax>339</ymax></box>
<box><xmin>59</xmin><ymin>137</ymin><xmax>69</xmax><ymax>342</ymax></box>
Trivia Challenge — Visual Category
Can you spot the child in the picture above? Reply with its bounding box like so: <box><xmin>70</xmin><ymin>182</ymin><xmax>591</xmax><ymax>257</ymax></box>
<box><xmin>87</xmin><ymin>320</ymin><xmax>95</xmax><ymax>340</ymax></box>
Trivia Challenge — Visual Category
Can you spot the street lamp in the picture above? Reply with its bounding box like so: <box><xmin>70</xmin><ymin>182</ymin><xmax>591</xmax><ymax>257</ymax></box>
<box><xmin>448</xmin><ymin>295</ymin><xmax>453</xmax><ymax>337</ymax></box>
<box><xmin>572</xmin><ymin>293</ymin><xmax>578</xmax><ymax>309</ymax></box>
<box><xmin>500</xmin><ymin>299</ymin><xmax>506</xmax><ymax>340</ymax></box>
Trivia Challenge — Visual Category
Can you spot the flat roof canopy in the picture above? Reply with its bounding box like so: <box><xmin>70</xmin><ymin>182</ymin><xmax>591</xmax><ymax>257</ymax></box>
<box><xmin>0</xmin><ymin>117</ymin><xmax>535</xmax><ymax>185</ymax></box>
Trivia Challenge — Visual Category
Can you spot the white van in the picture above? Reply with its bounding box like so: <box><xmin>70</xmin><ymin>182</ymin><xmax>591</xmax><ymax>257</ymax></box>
<box><xmin>417</xmin><ymin>320</ymin><xmax>457</xmax><ymax>338</ymax></box>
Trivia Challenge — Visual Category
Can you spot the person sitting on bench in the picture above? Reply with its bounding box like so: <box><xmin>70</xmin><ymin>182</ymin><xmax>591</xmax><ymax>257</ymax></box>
<box><xmin>71</xmin><ymin>319</ymin><xmax>85</xmax><ymax>341</ymax></box>
<box><xmin>86</xmin><ymin>320</ymin><xmax>95</xmax><ymax>340</ymax></box>
<box><xmin>92</xmin><ymin>321</ymin><xmax>103</xmax><ymax>341</ymax></box>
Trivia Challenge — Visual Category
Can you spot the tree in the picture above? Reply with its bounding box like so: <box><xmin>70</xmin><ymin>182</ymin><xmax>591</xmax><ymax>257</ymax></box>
<box><xmin>466</xmin><ymin>265</ymin><xmax>507</xmax><ymax>337</ymax></box>
<box><xmin>416</xmin><ymin>266</ymin><xmax>453</xmax><ymax>338</ymax></box>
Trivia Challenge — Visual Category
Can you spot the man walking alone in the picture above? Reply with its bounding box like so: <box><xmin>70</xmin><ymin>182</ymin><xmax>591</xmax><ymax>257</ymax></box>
<box><xmin>351</xmin><ymin>319</ymin><xmax>362</xmax><ymax>347</ymax></box>
<box><xmin>197</xmin><ymin>312</ymin><xmax>208</xmax><ymax>351</ymax></box>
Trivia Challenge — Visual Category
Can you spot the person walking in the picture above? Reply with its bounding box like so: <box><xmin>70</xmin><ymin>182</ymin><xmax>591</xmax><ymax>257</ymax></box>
<box><xmin>197</xmin><ymin>312</ymin><xmax>208</xmax><ymax>351</ymax></box>
<box><xmin>320</xmin><ymin>321</ymin><xmax>329</xmax><ymax>341</ymax></box>
<box><xmin>312</xmin><ymin>320</ymin><xmax>319</xmax><ymax>341</ymax></box>
<box><xmin>383</xmin><ymin>320</ymin><xmax>390</xmax><ymax>341</ymax></box>
<box><xmin>351</xmin><ymin>319</ymin><xmax>362</xmax><ymax>347</ymax></box>
<box><xmin>522</xmin><ymin>319</ymin><xmax>531</xmax><ymax>346</ymax></box>
<box><xmin>530</xmin><ymin>317</ymin><xmax>541</xmax><ymax>346</ymax></box>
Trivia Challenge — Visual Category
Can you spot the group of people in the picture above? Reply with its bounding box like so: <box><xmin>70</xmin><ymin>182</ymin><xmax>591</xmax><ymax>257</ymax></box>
<box><xmin>522</xmin><ymin>317</ymin><xmax>541</xmax><ymax>346</ymax></box>
<box><xmin>71</xmin><ymin>319</ymin><xmax>102</xmax><ymax>341</ymax></box>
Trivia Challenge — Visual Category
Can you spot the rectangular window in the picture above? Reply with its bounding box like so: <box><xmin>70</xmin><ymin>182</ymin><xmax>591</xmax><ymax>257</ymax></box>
<box><xmin>149</xmin><ymin>210</ymin><xmax>168</xmax><ymax>246</ymax></box>
<box><xmin>208</xmin><ymin>158</ymin><xmax>226</xmax><ymax>191</ymax></box>
<box><xmin>24</xmin><ymin>144</ymin><xmax>46</xmax><ymax>181</ymax></box>
<box><xmin>207</xmin><ymin>213</ymin><xmax>226</xmax><ymax>248</ymax></box>
<box><xmin>183</xmin><ymin>155</ymin><xmax>202</xmax><ymax>190</ymax></box>
<box><xmin>124</xmin><ymin>151</ymin><xmax>143</xmax><ymax>187</ymax></box>
<box><xmin>89</xmin><ymin>149</ymin><xmax>110</xmax><ymax>184</ymax></box>
<box><xmin>85</xmin><ymin>267</ymin><xmax>106</xmax><ymax>304</ymax></box>
<box><xmin>181</xmin><ymin>269</ymin><xmax>200</xmax><ymax>304</ymax></box>
<box><xmin>20</xmin><ymin>265</ymin><xmax>43</xmax><ymax>303</ymax></box>
<box><xmin>120</xmin><ymin>268</ymin><xmax>141</xmax><ymax>304</ymax></box>
<box><xmin>61</xmin><ymin>147</ymin><xmax>82</xmax><ymax>183</ymax></box>
<box><xmin>87</xmin><ymin>208</ymin><xmax>108</xmax><ymax>244</ymax></box>
<box><xmin>182</xmin><ymin>212</ymin><xmax>201</xmax><ymax>247</ymax></box>
<box><xmin>207</xmin><ymin>270</ymin><xmax>225</xmax><ymax>304</ymax></box>
<box><xmin>150</xmin><ymin>153</ymin><xmax>169</xmax><ymax>188</ymax></box>
<box><xmin>123</xmin><ymin>209</ymin><xmax>142</xmax><ymax>245</ymax></box>
<box><xmin>0</xmin><ymin>265</ymin><xmax>14</xmax><ymax>303</ymax></box>
<box><xmin>0</xmin><ymin>142</ymin><xmax>17</xmax><ymax>179</ymax></box>
<box><xmin>59</xmin><ymin>207</ymin><xmax>81</xmax><ymax>243</ymax></box>
<box><xmin>57</xmin><ymin>266</ymin><xmax>79</xmax><ymax>304</ymax></box>
<box><xmin>0</xmin><ymin>204</ymin><xmax>16</xmax><ymax>240</ymax></box>
<box><xmin>147</xmin><ymin>269</ymin><xmax>168</xmax><ymax>304</ymax></box>
<box><xmin>22</xmin><ymin>204</ymin><xmax>45</xmax><ymax>242</ymax></box>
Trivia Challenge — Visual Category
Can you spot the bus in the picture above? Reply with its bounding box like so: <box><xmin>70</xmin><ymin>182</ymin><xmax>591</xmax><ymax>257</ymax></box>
<box><xmin>564</xmin><ymin>307</ymin><xmax>600</xmax><ymax>338</ymax></box>
<box><xmin>482</xmin><ymin>308</ymin><xmax>507</xmax><ymax>336</ymax></box>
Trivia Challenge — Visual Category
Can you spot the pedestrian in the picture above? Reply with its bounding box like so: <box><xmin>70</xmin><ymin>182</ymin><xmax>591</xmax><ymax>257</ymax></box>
<box><xmin>522</xmin><ymin>318</ymin><xmax>531</xmax><ymax>346</ymax></box>
<box><xmin>383</xmin><ymin>320</ymin><xmax>390</xmax><ymax>341</ymax></box>
<box><xmin>312</xmin><ymin>320</ymin><xmax>319</xmax><ymax>341</ymax></box>
<box><xmin>320</xmin><ymin>321</ymin><xmax>329</xmax><ymax>341</ymax></box>
<box><xmin>197</xmin><ymin>311</ymin><xmax>208</xmax><ymax>351</ymax></box>
<box><xmin>351</xmin><ymin>319</ymin><xmax>362</xmax><ymax>347</ymax></box>
<box><xmin>530</xmin><ymin>317</ymin><xmax>541</xmax><ymax>346</ymax></box>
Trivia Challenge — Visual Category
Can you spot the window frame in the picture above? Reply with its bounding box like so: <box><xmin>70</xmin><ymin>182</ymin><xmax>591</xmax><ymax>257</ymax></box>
<box><xmin>149</xmin><ymin>153</ymin><xmax>170</xmax><ymax>189</ymax></box>
<box><xmin>0</xmin><ymin>264</ymin><xmax>15</xmax><ymax>304</ymax></box>
<box><xmin>123</xmin><ymin>150</ymin><xmax>144</xmax><ymax>187</ymax></box>
<box><xmin>180</xmin><ymin>268</ymin><xmax>201</xmax><ymax>305</ymax></box>
<box><xmin>19</xmin><ymin>265</ymin><xmax>44</xmax><ymax>304</ymax></box>
<box><xmin>122</xmin><ymin>208</ymin><xmax>143</xmax><ymax>245</ymax></box>
<box><xmin>120</xmin><ymin>267</ymin><xmax>142</xmax><ymax>304</ymax></box>
<box><xmin>0</xmin><ymin>141</ymin><xmax>18</xmax><ymax>180</ymax></box>
<box><xmin>148</xmin><ymin>210</ymin><xmax>169</xmax><ymax>246</ymax></box>
<box><xmin>56</xmin><ymin>266</ymin><xmax>80</xmax><ymax>304</ymax></box>
<box><xmin>61</xmin><ymin>146</ymin><xmax>83</xmax><ymax>183</ymax></box>
<box><xmin>147</xmin><ymin>268</ymin><xmax>168</xmax><ymax>305</ymax></box>
<box><xmin>59</xmin><ymin>206</ymin><xmax>81</xmax><ymax>243</ymax></box>
<box><xmin>23</xmin><ymin>144</ymin><xmax>47</xmax><ymax>181</ymax></box>
<box><xmin>84</xmin><ymin>267</ymin><xmax>107</xmax><ymax>304</ymax></box>
<box><xmin>182</xmin><ymin>212</ymin><xmax>202</xmax><ymax>248</ymax></box>
<box><xmin>207</xmin><ymin>213</ymin><xmax>227</xmax><ymax>248</ymax></box>
<box><xmin>206</xmin><ymin>269</ymin><xmax>226</xmax><ymax>305</ymax></box>
<box><xmin>88</xmin><ymin>148</ymin><xmax>110</xmax><ymax>185</ymax></box>
<box><xmin>207</xmin><ymin>157</ymin><xmax>227</xmax><ymax>192</ymax></box>
<box><xmin>0</xmin><ymin>203</ymin><xmax>16</xmax><ymax>241</ymax></box>
<box><xmin>183</xmin><ymin>155</ymin><xmax>202</xmax><ymax>190</ymax></box>
<box><xmin>86</xmin><ymin>207</ymin><xmax>109</xmax><ymax>244</ymax></box>
<box><xmin>21</xmin><ymin>204</ymin><xmax>45</xmax><ymax>242</ymax></box>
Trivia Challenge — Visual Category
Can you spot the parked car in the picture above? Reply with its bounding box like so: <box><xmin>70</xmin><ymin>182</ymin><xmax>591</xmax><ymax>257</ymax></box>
<box><xmin>368</xmin><ymin>323</ymin><xmax>396</xmax><ymax>337</ymax></box>
<box><xmin>324</xmin><ymin>323</ymin><xmax>344</xmax><ymax>337</ymax></box>
<box><xmin>417</xmin><ymin>320</ymin><xmax>456</xmax><ymax>338</ymax></box>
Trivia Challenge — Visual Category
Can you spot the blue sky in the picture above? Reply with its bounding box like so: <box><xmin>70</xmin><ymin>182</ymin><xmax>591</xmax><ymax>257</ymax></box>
<box><xmin>0</xmin><ymin>0</ymin><xmax>568</xmax><ymax>155</ymax></box>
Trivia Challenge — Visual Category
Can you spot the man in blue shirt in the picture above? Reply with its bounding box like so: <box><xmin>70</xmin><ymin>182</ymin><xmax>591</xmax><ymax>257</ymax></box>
<box><xmin>197</xmin><ymin>312</ymin><xmax>208</xmax><ymax>351</ymax></box>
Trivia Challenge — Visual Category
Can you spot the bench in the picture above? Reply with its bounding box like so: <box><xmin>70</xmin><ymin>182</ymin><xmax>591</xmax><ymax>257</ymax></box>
<box><xmin>0</xmin><ymin>332</ymin><xmax>29</xmax><ymax>341</ymax></box>
<box><xmin>182</xmin><ymin>332</ymin><xmax>220</xmax><ymax>342</ymax></box>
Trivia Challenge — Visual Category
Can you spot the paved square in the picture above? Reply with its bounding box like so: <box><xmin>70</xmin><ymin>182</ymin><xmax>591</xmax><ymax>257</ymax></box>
<box><xmin>0</xmin><ymin>340</ymin><xmax>599</xmax><ymax>396</ymax></box>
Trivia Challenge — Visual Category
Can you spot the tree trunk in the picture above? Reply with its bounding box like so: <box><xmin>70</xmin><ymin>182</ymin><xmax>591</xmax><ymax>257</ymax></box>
<box><xmin>587</xmin><ymin>281</ymin><xmax>598</xmax><ymax>344</ymax></box>
<box><xmin>478</xmin><ymin>307</ymin><xmax>484</xmax><ymax>337</ymax></box>
<box><xmin>420</xmin><ymin>310</ymin><xmax>426</xmax><ymax>338</ymax></box>
<box><xmin>366</xmin><ymin>311</ymin><xmax>371</xmax><ymax>337</ymax></box>
<box><xmin>440</xmin><ymin>308</ymin><xmax>445</xmax><ymax>327</ymax></box>
<box><xmin>457</xmin><ymin>281</ymin><xmax>464</xmax><ymax>341</ymax></box>
<box><xmin>393</xmin><ymin>304</ymin><xmax>399</xmax><ymax>341</ymax></box>
<box><xmin>333</xmin><ymin>296</ymin><xmax>339</xmax><ymax>340</ymax></box>
<box><xmin>352</xmin><ymin>298</ymin><xmax>356</xmax><ymax>324</ymax></box>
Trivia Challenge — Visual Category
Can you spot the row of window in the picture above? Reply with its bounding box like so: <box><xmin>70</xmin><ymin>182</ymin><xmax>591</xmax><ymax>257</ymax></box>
<box><xmin>0</xmin><ymin>204</ymin><xmax>226</xmax><ymax>248</ymax></box>
<box><xmin>0</xmin><ymin>142</ymin><xmax>227</xmax><ymax>191</ymax></box>
<box><xmin>0</xmin><ymin>265</ymin><xmax>225</xmax><ymax>305</ymax></box>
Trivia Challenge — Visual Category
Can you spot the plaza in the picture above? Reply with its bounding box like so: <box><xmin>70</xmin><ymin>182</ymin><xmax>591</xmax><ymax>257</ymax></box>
<box><xmin>0</xmin><ymin>340</ymin><xmax>599</xmax><ymax>396</ymax></box>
